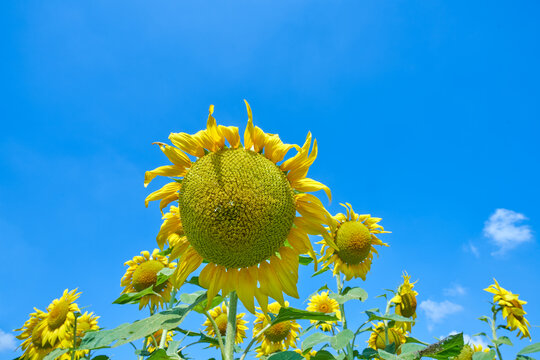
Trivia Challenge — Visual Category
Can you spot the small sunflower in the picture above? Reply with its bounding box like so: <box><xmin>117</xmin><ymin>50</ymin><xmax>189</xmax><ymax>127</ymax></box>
<box><xmin>203</xmin><ymin>303</ymin><xmax>248</xmax><ymax>346</ymax></box>
<box><xmin>146</xmin><ymin>101</ymin><xmax>332</xmax><ymax>313</ymax></box>
<box><xmin>390</xmin><ymin>272</ymin><xmax>418</xmax><ymax>331</ymax></box>
<box><xmin>484</xmin><ymin>279</ymin><xmax>531</xmax><ymax>339</ymax></box>
<box><xmin>368</xmin><ymin>322</ymin><xmax>406</xmax><ymax>352</ymax></box>
<box><xmin>254</xmin><ymin>302</ymin><xmax>301</xmax><ymax>357</ymax></box>
<box><xmin>66</xmin><ymin>311</ymin><xmax>100</xmax><ymax>360</ymax></box>
<box><xmin>121</xmin><ymin>249</ymin><xmax>176</xmax><ymax>310</ymax></box>
<box><xmin>147</xmin><ymin>329</ymin><xmax>175</xmax><ymax>353</ymax></box>
<box><xmin>35</xmin><ymin>289</ymin><xmax>80</xmax><ymax>347</ymax></box>
<box><xmin>321</xmin><ymin>203</ymin><xmax>389</xmax><ymax>281</ymax></box>
<box><xmin>306</xmin><ymin>291</ymin><xmax>341</xmax><ymax>331</ymax></box>
<box><xmin>455</xmin><ymin>344</ymin><xmax>495</xmax><ymax>360</ymax></box>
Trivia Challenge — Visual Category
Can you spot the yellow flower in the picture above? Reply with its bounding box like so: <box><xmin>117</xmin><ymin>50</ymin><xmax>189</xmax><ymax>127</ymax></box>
<box><xmin>484</xmin><ymin>279</ymin><xmax>531</xmax><ymax>339</ymax></box>
<box><xmin>146</xmin><ymin>101</ymin><xmax>332</xmax><ymax>313</ymax></box>
<box><xmin>295</xmin><ymin>349</ymin><xmax>318</xmax><ymax>359</ymax></box>
<box><xmin>390</xmin><ymin>272</ymin><xmax>418</xmax><ymax>331</ymax></box>
<box><xmin>15</xmin><ymin>309</ymin><xmax>56</xmax><ymax>360</ymax></box>
<box><xmin>63</xmin><ymin>312</ymin><xmax>100</xmax><ymax>360</ymax></box>
<box><xmin>121</xmin><ymin>249</ymin><xmax>176</xmax><ymax>310</ymax></box>
<box><xmin>320</xmin><ymin>203</ymin><xmax>389</xmax><ymax>281</ymax></box>
<box><xmin>254</xmin><ymin>302</ymin><xmax>301</xmax><ymax>357</ymax></box>
<box><xmin>147</xmin><ymin>329</ymin><xmax>175</xmax><ymax>353</ymax></box>
<box><xmin>456</xmin><ymin>344</ymin><xmax>495</xmax><ymax>360</ymax></box>
<box><xmin>306</xmin><ymin>291</ymin><xmax>341</xmax><ymax>331</ymax></box>
<box><xmin>368</xmin><ymin>322</ymin><xmax>406</xmax><ymax>352</ymax></box>
<box><xmin>202</xmin><ymin>303</ymin><xmax>248</xmax><ymax>346</ymax></box>
<box><xmin>34</xmin><ymin>289</ymin><xmax>80</xmax><ymax>347</ymax></box>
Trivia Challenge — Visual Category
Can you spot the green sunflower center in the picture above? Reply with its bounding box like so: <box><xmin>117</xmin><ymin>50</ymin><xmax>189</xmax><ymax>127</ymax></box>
<box><xmin>264</xmin><ymin>321</ymin><xmax>292</xmax><ymax>342</ymax></box>
<box><xmin>179</xmin><ymin>148</ymin><xmax>296</xmax><ymax>268</ymax></box>
<box><xmin>47</xmin><ymin>300</ymin><xmax>70</xmax><ymax>329</ymax></box>
<box><xmin>132</xmin><ymin>260</ymin><xmax>165</xmax><ymax>292</ymax></box>
<box><xmin>335</xmin><ymin>221</ymin><xmax>372</xmax><ymax>265</ymax></box>
<box><xmin>215</xmin><ymin>313</ymin><xmax>228</xmax><ymax>336</ymax></box>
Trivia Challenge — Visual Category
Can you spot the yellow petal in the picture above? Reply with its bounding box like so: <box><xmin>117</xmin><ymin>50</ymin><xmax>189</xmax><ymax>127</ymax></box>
<box><xmin>280</xmin><ymin>132</ymin><xmax>312</xmax><ymax>171</ymax></box>
<box><xmin>219</xmin><ymin>125</ymin><xmax>241</xmax><ymax>148</ymax></box>
<box><xmin>145</xmin><ymin>182</ymin><xmax>181</xmax><ymax>207</ymax></box>
<box><xmin>293</xmin><ymin>178</ymin><xmax>331</xmax><ymax>201</ymax></box>
<box><xmin>237</xmin><ymin>267</ymin><xmax>256</xmax><ymax>313</ymax></box>
<box><xmin>169</xmin><ymin>132</ymin><xmax>205</xmax><ymax>157</ymax></box>
<box><xmin>144</xmin><ymin>165</ymin><xmax>187</xmax><ymax>187</ymax></box>
<box><xmin>154</xmin><ymin>142</ymin><xmax>192</xmax><ymax>169</ymax></box>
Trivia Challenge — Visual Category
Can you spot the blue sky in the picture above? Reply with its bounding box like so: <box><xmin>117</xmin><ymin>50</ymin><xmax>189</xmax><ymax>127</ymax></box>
<box><xmin>1</xmin><ymin>1</ymin><xmax>539</xmax><ymax>359</ymax></box>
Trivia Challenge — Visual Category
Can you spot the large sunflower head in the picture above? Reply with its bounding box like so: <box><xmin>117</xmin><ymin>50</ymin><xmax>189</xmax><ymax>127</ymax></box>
<box><xmin>367</xmin><ymin>322</ymin><xmax>407</xmax><ymax>352</ymax></box>
<box><xmin>34</xmin><ymin>289</ymin><xmax>80</xmax><ymax>347</ymax></box>
<box><xmin>202</xmin><ymin>303</ymin><xmax>248</xmax><ymax>346</ymax></box>
<box><xmin>306</xmin><ymin>291</ymin><xmax>341</xmax><ymax>332</ymax></box>
<box><xmin>320</xmin><ymin>203</ymin><xmax>389</xmax><ymax>281</ymax></box>
<box><xmin>390</xmin><ymin>272</ymin><xmax>418</xmax><ymax>331</ymax></box>
<box><xmin>121</xmin><ymin>249</ymin><xmax>176</xmax><ymax>310</ymax></box>
<box><xmin>484</xmin><ymin>279</ymin><xmax>531</xmax><ymax>339</ymax></box>
<box><xmin>254</xmin><ymin>301</ymin><xmax>301</xmax><ymax>357</ymax></box>
<box><xmin>145</xmin><ymin>101</ymin><xmax>332</xmax><ymax>312</ymax></box>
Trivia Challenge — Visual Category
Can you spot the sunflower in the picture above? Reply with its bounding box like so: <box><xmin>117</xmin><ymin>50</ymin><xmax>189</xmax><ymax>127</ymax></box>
<box><xmin>368</xmin><ymin>322</ymin><xmax>406</xmax><ymax>352</ymax></box>
<box><xmin>15</xmin><ymin>309</ymin><xmax>56</xmax><ymax>360</ymax></box>
<box><xmin>455</xmin><ymin>344</ymin><xmax>495</xmax><ymax>360</ymax></box>
<box><xmin>484</xmin><ymin>279</ymin><xmax>531</xmax><ymax>339</ymax></box>
<box><xmin>254</xmin><ymin>302</ymin><xmax>301</xmax><ymax>357</ymax></box>
<box><xmin>121</xmin><ymin>249</ymin><xmax>176</xmax><ymax>310</ymax></box>
<box><xmin>34</xmin><ymin>289</ymin><xmax>80</xmax><ymax>347</ymax></box>
<box><xmin>390</xmin><ymin>272</ymin><xmax>418</xmax><ymax>331</ymax></box>
<box><xmin>320</xmin><ymin>203</ymin><xmax>389</xmax><ymax>281</ymax></box>
<box><xmin>306</xmin><ymin>291</ymin><xmax>341</xmax><ymax>331</ymax></box>
<box><xmin>203</xmin><ymin>303</ymin><xmax>248</xmax><ymax>347</ymax></box>
<box><xmin>65</xmin><ymin>311</ymin><xmax>100</xmax><ymax>360</ymax></box>
<box><xmin>145</xmin><ymin>101</ymin><xmax>332</xmax><ymax>313</ymax></box>
<box><xmin>147</xmin><ymin>329</ymin><xmax>175</xmax><ymax>353</ymax></box>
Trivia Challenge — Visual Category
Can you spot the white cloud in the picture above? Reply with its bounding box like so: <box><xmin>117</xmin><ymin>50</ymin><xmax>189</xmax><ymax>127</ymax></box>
<box><xmin>443</xmin><ymin>284</ymin><xmax>467</xmax><ymax>297</ymax></box>
<box><xmin>462</xmin><ymin>242</ymin><xmax>480</xmax><ymax>258</ymax></box>
<box><xmin>483</xmin><ymin>209</ymin><xmax>533</xmax><ymax>254</ymax></box>
<box><xmin>0</xmin><ymin>329</ymin><xmax>16</xmax><ymax>352</ymax></box>
<box><xmin>419</xmin><ymin>300</ymin><xmax>463</xmax><ymax>331</ymax></box>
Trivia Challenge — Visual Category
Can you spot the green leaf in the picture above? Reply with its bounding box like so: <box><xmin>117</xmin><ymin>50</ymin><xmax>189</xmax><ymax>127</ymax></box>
<box><xmin>79</xmin><ymin>293</ymin><xmax>206</xmax><ymax>350</ymax></box>
<box><xmin>516</xmin><ymin>356</ymin><xmax>537</xmax><ymax>360</ymax></box>
<box><xmin>329</xmin><ymin>287</ymin><xmax>368</xmax><ymax>304</ymax></box>
<box><xmin>377</xmin><ymin>350</ymin><xmax>400</xmax><ymax>360</ymax></box>
<box><xmin>113</xmin><ymin>268</ymin><xmax>174</xmax><ymax>305</ymax></box>
<box><xmin>311</xmin><ymin>350</ymin><xmax>337</xmax><ymax>360</ymax></box>
<box><xmin>91</xmin><ymin>356</ymin><xmax>111</xmax><ymax>360</ymax></box>
<box><xmin>299</xmin><ymin>255</ymin><xmax>314</xmax><ymax>265</ymax></box>
<box><xmin>43</xmin><ymin>349</ymin><xmax>70</xmax><ymax>360</ymax></box>
<box><xmin>418</xmin><ymin>332</ymin><xmax>464</xmax><ymax>359</ymax></box>
<box><xmin>272</xmin><ymin>307</ymin><xmax>339</xmax><ymax>325</ymax></box>
<box><xmin>472</xmin><ymin>350</ymin><xmax>497</xmax><ymax>360</ymax></box>
<box><xmin>302</xmin><ymin>330</ymin><xmax>353</xmax><ymax>351</ymax></box>
<box><xmin>494</xmin><ymin>336</ymin><xmax>513</xmax><ymax>346</ymax></box>
<box><xmin>399</xmin><ymin>343</ymin><xmax>425</xmax><ymax>354</ymax></box>
<box><xmin>404</xmin><ymin>336</ymin><xmax>429</xmax><ymax>346</ymax></box>
<box><xmin>519</xmin><ymin>342</ymin><xmax>540</xmax><ymax>355</ymax></box>
<box><xmin>186</xmin><ymin>276</ymin><xmax>200</xmax><ymax>286</ymax></box>
<box><xmin>312</xmin><ymin>266</ymin><xmax>331</xmax><ymax>277</ymax></box>
<box><xmin>365</xmin><ymin>311</ymin><xmax>413</xmax><ymax>323</ymax></box>
<box><xmin>267</xmin><ymin>350</ymin><xmax>303</xmax><ymax>360</ymax></box>
<box><xmin>358</xmin><ymin>348</ymin><xmax>379</xmax><ymax>359</ymax></box>
<box><xmin>147</xmin><ymin>349</ymin><xmax>178</xmax><ymax>360</ymax></box>
<box><xmin>193</xmin><ymin>295</ymin><xmax>224</xmax><ymax>314</ymax></box>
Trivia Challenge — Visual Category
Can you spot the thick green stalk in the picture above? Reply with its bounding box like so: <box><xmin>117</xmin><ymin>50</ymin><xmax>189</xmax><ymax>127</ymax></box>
<box><xmin>224</xmin><ymin>291</ymin><xmax>238</xmax><ymax>360</ymax></box>
<box><xmin>336</xmin><ymin>275</ymin><xmax>354</xmax><ymax>360</ymax></box>
<box><xmin>491</xmin><ymin>310</ymin><xmax>504</xmax><ymax>360</ymax></box>
<box><xmin>205</xmin><ymin>310</ymin><xmax>226</xmax><ymax>359</ymax></box>
<box><xmin>71</xmin><ymin>313</ymin><xmax>79</xmax><ymax>360</ymax></box>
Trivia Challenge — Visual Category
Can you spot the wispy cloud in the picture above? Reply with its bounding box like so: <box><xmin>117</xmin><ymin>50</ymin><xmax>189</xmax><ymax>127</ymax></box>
<box><xmin>443</xmin><ymin>284</ymin><xmax>467</xmax><ymax>297</ymax></box>
<box><xmin>419</xmin><ymin>300</ymin><xmax>463</xmax><ymax>331</ymax></box>
<box><xmin>462</xmin><ymin>242</ymin><xmax>480</xmax><ymax>258</ymax></box>
<box><xmin>483</xmin><ymin>209</ymin><xmax>533</xmax><ymax>254</ymax></box>
<box><xmin>0</xmin><ymin>329</ymin><xmax>16</xmax><ymax>352</ymax></box>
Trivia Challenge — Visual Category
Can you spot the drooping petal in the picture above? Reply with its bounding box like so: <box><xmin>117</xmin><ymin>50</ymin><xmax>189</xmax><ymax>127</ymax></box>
<box><xmin>145</xmin><ymin>182</ymin><xmax>181</xmax><ymax>207</ymax></box>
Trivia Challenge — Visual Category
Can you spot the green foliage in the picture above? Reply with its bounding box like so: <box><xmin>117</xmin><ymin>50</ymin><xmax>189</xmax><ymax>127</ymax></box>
<box><xmin>329</xmin><ymin>286</ymin><xmax>368</xmax><ymax>303</ymax></box>
<box><xmin>302</xmin><ymin>329</ymin><xmax>354</xmax><ymax>351</ymax></box>
<box><xmin>518</xmin><ymin>342</ymin><xmax>540</xmax><ymax>355</ymax></box>
<box><xmin>270</xmin><ymin>307</ymin><xmax>339</xmax><ymax>325</ymax></box>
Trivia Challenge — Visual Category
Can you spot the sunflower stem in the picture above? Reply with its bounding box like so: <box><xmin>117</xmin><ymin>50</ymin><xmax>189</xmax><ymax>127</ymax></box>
<box><xmin>224</xmin><ymin>291</ymin><xmax>238</xmax><ymax>360</ymax></box>
<box><xmin>336</xmin><ymin>275</ymin><xmax>354</xmax><ymax>360</ymax></box>
<box><xmin>383</xmin><ymin>298</ymin><xmax>392</xmax><ymax>348</ymax></box>
<box><xmin>491</xmin><ymin>308</ymin><xmax>504</xmax><ymax>360</ymax></box>
<box><xmin>158</xmin><ymin>328</ymin><xmax>168</xmax><ymax>349</ymax></box>
<box><xmin>205</xmin><ymin>310</ymin><xmax>226</xmax><ymax>359</ymax></box>
<box><xmin>71</xmin><ymin>312</ymin><xmax>79</xmax><ymax>360</ymax></box>
<box><xmin>239</xmin><ymin>323</ymin><xmax>272</xmax><ymax>360</ymax></box>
